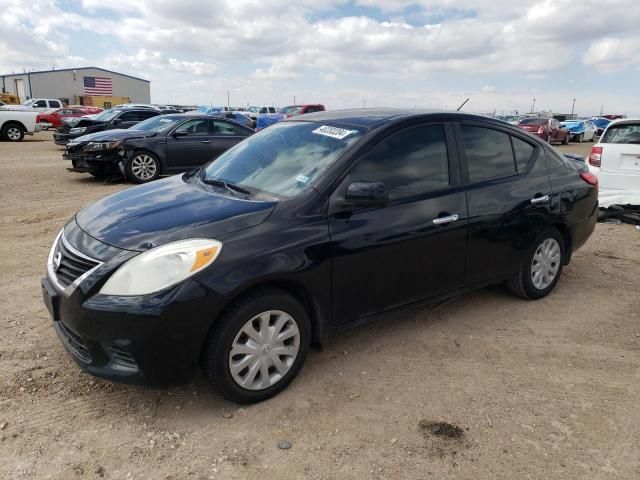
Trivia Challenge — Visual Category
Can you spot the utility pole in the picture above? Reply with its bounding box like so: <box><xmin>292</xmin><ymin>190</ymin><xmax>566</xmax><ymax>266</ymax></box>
<box><xmin>600</xmin><ymin>105</ymin><xmax>604</xmax><ymax>116</ymax></box>
<box><xmin>293</xmin><ymin>95</ymin><xmax>296</xmax><ymax>105</ymax></box>
<box><xmin>570</xmin><ymin>98</ymin><xmax>576</xmax><ymax>116</ymax></box>
<box><xmin>531</xmin><ymin>98</ymin><xmax>536</xmax><ymax>113</ymax></box>
<box><xmin>227</xmin><ymin>91</ymin><xmax>230</xmax><ymax>109</ymax></box>
<box><xmin>363</xmin><ymin>99</ymin><xmax>366</xmax><ymax>109</ymax></box>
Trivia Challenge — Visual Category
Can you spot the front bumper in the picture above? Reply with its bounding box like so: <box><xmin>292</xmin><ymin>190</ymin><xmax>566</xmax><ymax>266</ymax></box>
<box><xmin>41</xmin><ymin>228</ymin><xmax>226</xmax><ymax>386</ymax></box>
<box><xmin>63</xmin><ymin>150</ymin><xmax>122</xmax><ymax>175</ymax></box>
<box><xmin>54</xmin><ymin>132</ymin><xmax>76</xmax><ymax>145</ymax></box>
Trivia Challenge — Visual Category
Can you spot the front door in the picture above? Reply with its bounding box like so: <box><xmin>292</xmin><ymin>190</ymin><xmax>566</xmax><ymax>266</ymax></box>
<box><xmin>329</xmin><ymin>123</ymin><xmax>468</xmax><ymax>324</ymax></box>
<box><xmin>457</xmin><ymin>123</ymin><xmax>552</xmax><ymax>285</ymax></box>
<box><xmin>166</xmin><ymin>118</ymin><xmax>217</xmax><ymax>170</ymax></box>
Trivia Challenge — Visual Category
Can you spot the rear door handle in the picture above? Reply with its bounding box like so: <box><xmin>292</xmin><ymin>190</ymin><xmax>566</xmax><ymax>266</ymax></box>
<box><xmin>201</xmin><ymin>140</ymin><xmax>212</xmax><ymax>144</ymax></box>
<box><xmin>432</xmin><ymin>214</ymin><xmax>459</xmax><ymax>225</ymax></box>
<box><xmin>530</xmin><ymin>195</ymin><xmax>550</xmax><ymax>205</ymax></box>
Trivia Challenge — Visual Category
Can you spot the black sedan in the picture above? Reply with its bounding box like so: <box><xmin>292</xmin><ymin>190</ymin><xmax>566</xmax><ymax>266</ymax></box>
<box><xmin>42</xmin><ymin>109</ymin><xmax>598</xmax><ymax>403</ymax></box>
<box><xmin>63</xmin><ymin>114</ymin><xmax>254</xmax><ymax>183</ymax></box>
<box><xmin>53</xmin><ymin>108</ymin><xmax>161</xmax><ymax>145</ymax></box>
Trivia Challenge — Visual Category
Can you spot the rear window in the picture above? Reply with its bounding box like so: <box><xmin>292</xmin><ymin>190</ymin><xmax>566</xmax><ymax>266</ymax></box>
<box><xmin>519</xmin><ymin>118</ymin><xmax>546</xmax><ymax>125</ymax></box>
<box><xmin>601</xmin><ymin>123</ymin><xmax>640</xmax><ymax>144</ymax></box>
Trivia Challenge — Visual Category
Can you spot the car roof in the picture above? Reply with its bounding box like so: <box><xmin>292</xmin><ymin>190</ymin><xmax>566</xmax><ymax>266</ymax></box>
<box><xmin>284</xmin><ymin>108</ymin><xmax>502</xmax><ymax>129</ymax></box>
<box><xmin>607</xmin><ymin>118</ymin><xmax>640</xmax><ymax>126</ymax></box>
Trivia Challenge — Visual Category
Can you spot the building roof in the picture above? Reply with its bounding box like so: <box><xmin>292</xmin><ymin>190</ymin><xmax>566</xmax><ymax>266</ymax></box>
<box><xmin>0</xmin><ymin>67</ymin><xmax>149</xmax><ymax>83</ymax></box>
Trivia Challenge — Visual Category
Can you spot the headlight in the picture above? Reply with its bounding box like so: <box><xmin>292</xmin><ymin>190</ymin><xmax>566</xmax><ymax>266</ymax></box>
<box><xmin>84</xmin><ymin>141</ymin><xmax>121</xmax><ymax>152</ymax></box>
<box><xmin>99</xmin><ymin>239</ymin><xmax>222</xmax><ymax>296</ymax></box>
<box><xmin>70</xmin><ymin>127</ymin><xmax>87</xmax><ymax>134</ymax></box>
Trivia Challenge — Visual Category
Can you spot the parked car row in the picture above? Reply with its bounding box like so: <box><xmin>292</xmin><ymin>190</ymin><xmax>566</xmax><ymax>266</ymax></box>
<box><xmin>64</xmin><ymin>114</ymin><xmax>254</xmax><ymax>183</ymax></box>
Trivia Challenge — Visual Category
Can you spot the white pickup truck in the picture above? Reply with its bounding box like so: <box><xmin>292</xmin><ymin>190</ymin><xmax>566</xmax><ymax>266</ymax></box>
<box><xmin>0</xmin><ymin>109</ymin><xmax>41</xmax><ymax>141</ymax></box>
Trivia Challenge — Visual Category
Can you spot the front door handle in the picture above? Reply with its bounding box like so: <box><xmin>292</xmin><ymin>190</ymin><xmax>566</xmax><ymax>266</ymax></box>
<box><xmin>432</xmin><ymin>214</ymin><xmax>459</xmax><ymax>225</ymax></box>
<box><xmin>201</xmin><ymin>140</ymin><xmax>212</xmax><ymax>144</ymax></box>
<box><xmin>530</xmin><ymin>195</ymin><xmax>550</xmax><ymax>205</ymax></box>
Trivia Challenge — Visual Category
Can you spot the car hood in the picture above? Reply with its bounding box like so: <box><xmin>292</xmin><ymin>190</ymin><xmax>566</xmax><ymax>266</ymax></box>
<box><xmin>75</xmin><ymin>174</ymin><xmax>277</xmax><ymax>251</ymax></box>
<box><xmin>71</xmin><ymin>129</ymin><xmax>156</xmax><ymax>144</ymax></box>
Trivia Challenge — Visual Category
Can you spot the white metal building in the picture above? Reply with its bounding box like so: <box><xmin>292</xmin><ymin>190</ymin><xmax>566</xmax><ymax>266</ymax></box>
<box><xmin>0</xmin><ymin>67</ymin><xmax>150</xmax><ymax>104</ymax></box>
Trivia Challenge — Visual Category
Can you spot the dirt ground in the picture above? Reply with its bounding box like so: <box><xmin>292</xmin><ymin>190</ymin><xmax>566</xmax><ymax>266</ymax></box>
<box><xmin>1</xmin><ymin>132</ymin><xmax>639</xmax><ymax>480</ymax></box>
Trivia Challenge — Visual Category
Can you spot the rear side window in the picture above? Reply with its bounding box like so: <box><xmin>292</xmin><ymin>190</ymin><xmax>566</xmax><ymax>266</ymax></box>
<box><xmin>601</xmin><ymin>123</ymin><xmax>640</xmax><ymax>144</ymax></box>
<box><xmin>511</xmin><ymin>137</ymin><xmax>535</xmax><ymax>172</ymax></box>
<box><xmin>211</xmin><ymin>120</ymin><xmax>245</xmax><ymax>136</ymax></box>
<box><xmin>49</xmin><ymin>100</ymin><xmax>61</xmax><ymax>108</ymax></box>
<box><xmin>350</xmin><ymin>124</ymin><xmax>450</xmax><ymax>201</ymax></box>
<box><xmin>462</xmin><ymin>126</ymin><xmax>516</xmax><ymax>182</ymax></box>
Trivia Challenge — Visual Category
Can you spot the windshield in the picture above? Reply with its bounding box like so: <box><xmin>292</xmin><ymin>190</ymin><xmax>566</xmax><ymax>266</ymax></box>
<box><xmin>93</xmin><ymin>109</ymin><xmax>121</xmax><ymax>122</ymax></box>
<box><xmin>601</xmin><ymin>123</ymin><xmax>640</xmax><ymax>144</ymax></box>
<box><xmin>563</xmin><ymin>121</ymin><xmax>581</xmax><ymax>126</ymax></box>
<box><xmin>248</xmin><ymin>106</ymin><xmax>260</xmax><ymax>113</ymax></box>
<box><xmin>131</xmin><ymin>116</ymin><xmax>182</xmax><ymax>132</ymax></box>
<box><xmin>202</xmin><ymin>122</ymin><xmax>364</xmax><ymax>198</ymax></box>
<box><xmin>279</xmin><ymin>106</ymin><xmax>302</xmax><ymax>115</ymax></box>
<box><xmin>519</xmin><ymin>118</ymin><xmax>546</xmax><ymax>125</ymax></box>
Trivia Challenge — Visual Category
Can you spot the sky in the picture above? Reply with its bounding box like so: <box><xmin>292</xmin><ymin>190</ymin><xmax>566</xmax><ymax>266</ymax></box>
<box><xmin>0</xmin><ymin>0</ymin><xmax>639</xmax><ymax>116</ymax></box>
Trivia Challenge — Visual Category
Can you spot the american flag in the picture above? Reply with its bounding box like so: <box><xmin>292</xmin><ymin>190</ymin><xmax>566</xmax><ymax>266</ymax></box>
<box><xmin>83</xmin><ymin>76</ymin><xmax>112</xmax><ymax>96</ymax></box>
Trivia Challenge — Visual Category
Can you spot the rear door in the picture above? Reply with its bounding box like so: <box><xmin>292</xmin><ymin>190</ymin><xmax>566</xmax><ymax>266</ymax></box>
<box><xmin>329</xmin><ymin>122</ymin><xmax>468</xmax><ymax>324</ymax></box>
<box><xmin>599</xmin><ymin>122</ymin><xmax>640</xmax><ymax>184</ymax></box>
<box><xmin>457</xmin><ymin>122</ymin><xmax>552</xmax><ymax>285</ymax></box>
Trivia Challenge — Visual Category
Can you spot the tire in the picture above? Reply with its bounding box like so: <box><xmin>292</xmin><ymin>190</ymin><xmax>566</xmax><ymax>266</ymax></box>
<box><xmin>577</xmin><ymin>133</ymin><xmax>583</xmax><ymax>143</ymax></box>
<box><xmin>507</xmin><ymin>228</ymin><xmax>565</xmax><ymax>300</ymax></box>
<box><xmin>546</xmin><ymin>134</ymin><xmax>552</xmax><ymax>144</ymax></box>
<box><xmin>563</xmin><ymin>133</ymin><xmax>570</xmax><ymax>145</ymax></box>
<box><xmin>1</xmin><ymin>122</ymin><xmax>25</xmax><ymax>142</ymax></box>
<box><xmin>125</xmin><ymin>151</ymin><xmax>160</xmax><ymax>183</ymax></box>
<box><xmin>202</xmin><ymin>288</ymin><xmax>311</xmax><ymax>403</ymax></box>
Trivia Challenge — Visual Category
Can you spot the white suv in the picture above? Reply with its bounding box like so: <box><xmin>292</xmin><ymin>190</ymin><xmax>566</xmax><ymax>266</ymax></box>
<box><xmin>588</xmin><ymin>118</ymin><xmax>640</xmax><ymax>207</ymax></box>
<box><xmin>22</xmin><ymin>98</ymin><xmax>64</xmax><ymax>111</ymax></box>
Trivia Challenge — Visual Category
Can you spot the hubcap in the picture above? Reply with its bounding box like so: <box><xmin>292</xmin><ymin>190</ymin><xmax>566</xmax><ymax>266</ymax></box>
<box><xmin>531</xmin><ymin>238</ymin><xmax>561</xmax><ymax>290</ymax></box>
<box><xmin>229</xmin><ymin>310</ymin><xmax>300</xmax><ymax>391</ymax></box>
<box><xmin>7</xmin><ymin>127</ymin><xmax>20</xmax><ymax>140</ymax></box>
<box><xmin>131</xmin><ymin>155</ymin><xmax>157</xmax><ymax>180</ymax></box>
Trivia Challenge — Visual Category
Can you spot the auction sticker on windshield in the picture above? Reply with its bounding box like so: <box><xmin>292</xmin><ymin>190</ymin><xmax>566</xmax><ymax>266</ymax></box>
<box><xmin>312</xmin><ymin>125</ymin><xmax>356</xmax><ymax>140</ymax></box>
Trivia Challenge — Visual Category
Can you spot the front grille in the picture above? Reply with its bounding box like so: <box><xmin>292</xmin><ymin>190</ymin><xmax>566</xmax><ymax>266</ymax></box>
<box><xmin>52</xmin><ymin>234</ymin><xmax>100</xmax><ymax>290</ymax></box>
<box><xmin>56</xmin><ymin>321</ymin><xmax>92</xmax><ymax>363</ymax></box>
<box><xmin>107</xmin><ymin>344</ymin><xmax>138</xmax><ymax>370</ymax></box>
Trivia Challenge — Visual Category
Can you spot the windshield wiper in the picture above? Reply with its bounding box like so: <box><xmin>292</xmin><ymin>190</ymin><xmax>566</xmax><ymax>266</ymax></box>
<box><xmin>202</xmin><ymin>177</ymin><xmax>252</xmax><ymax>196</ymax></box>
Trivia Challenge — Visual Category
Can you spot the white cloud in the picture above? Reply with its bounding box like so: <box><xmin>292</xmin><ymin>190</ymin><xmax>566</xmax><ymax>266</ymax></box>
<box><xmin>0</xmin><ymin>0</ymin><xmax>638</xmax><ymax>114</ymax></box>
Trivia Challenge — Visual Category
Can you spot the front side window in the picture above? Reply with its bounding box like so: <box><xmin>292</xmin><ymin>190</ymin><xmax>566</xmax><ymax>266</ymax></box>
<box><xmin>117</xmin><ymin>111</ymin><xmax>140</xmax><ymax>122</ymax></box>
<box><xmin>177</xmin><ymin>119</ymin><xmax>209</xmax><ymax>136</ymax></box>
<box><xmin>462</xmin><ymin>126</ymin><xmax>516</xmax><ymax>182</ymax></box>
<box><xmin>34</xmin><ymin>100</ymin><xmax>47</xmax><ymax>107</ymax></box>
<box><xmin>203</xmin><ymin>122</ymin><xmax>364</xmax><ymax>198</ymax></box>
<box><xmin>348</xmin><ymin>124</ymin><xmax>450</xmax><ymax>201</ymax></box>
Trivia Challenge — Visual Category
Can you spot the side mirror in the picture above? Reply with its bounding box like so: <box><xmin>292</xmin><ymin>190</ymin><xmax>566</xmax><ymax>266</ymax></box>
<box><xmin>173</xmin><ymin>129</ymin><xmax>189</xmax><ymax>137</ymax></box>
<box><xmin>344</xmin><ymin>181</ymin><xmax>388</xmax><ymax>207</ymax></box>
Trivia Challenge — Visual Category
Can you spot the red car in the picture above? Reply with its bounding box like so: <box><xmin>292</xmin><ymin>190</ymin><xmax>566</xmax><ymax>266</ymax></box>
<box><xmin>36</xmin><ymin>108</ymin><xmax>96</xmax><ymax>128</ymax></box>
<box><xmin>68</xmin><ymin>105</ymin><xmax>104</xmax><ymax>115</ymax></box>
<box><xmin>517</xmin><ymin>118</ymin><xmax>570</xmax><ymax>144</ymax></box>
<box><xmin>278</xmin><ymin>104</ymin><xmax>326</xmax><ymax>117</ymax></box>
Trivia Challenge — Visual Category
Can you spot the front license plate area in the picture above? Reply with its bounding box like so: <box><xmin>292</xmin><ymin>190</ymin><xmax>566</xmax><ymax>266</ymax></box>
<box><xmin>41</xmin><ymin>278</ymin><xmax>60</xmax><ymax>322</ymax></box>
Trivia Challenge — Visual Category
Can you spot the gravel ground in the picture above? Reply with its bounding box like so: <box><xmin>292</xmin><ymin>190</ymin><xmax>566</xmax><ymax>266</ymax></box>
<box><xmin>1</xmin><ymin>133</ymin><xmax>639</xmax><ymax>480</ymax></box>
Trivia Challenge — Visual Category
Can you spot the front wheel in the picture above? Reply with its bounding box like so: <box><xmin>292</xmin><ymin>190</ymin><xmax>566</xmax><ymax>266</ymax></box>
<box><xmin>126</xmin><ymin>152</ymin><xmax>160</xmax><ymax>183</ymax></box>
<box><xmin>577</xmin><ymin>133</ymin><xmax>583</xmax><ymax>143</ymax></box>
<box><xmin>507</xmin><ymin>229</ymin><xmax>565</xmax><ymax>300</ymax></box>
<box><xmin>202</xmin><ymin>289</ymin><xmax>311</xmax><ymax>403</ymax></box>
<box><xmin>563</xmin><ymin>133</ymin><xmax>570</xmax><ymax>145</ymax></box>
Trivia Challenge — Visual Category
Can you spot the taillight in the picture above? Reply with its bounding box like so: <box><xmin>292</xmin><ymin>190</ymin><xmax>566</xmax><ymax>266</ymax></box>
<box><xmin>580</xmin><ymin>172</ymin><xmax>598</xmax><ymax>192</ymax></box>
<box><xmin>537</xmin><ymin>126</ymin><xmax>544</xmax><ymax>134</ymax></box>
<box><xmin>589</xmin><ymin>146</ymin><xmax>602</xmax><ymax>167</ymax></box>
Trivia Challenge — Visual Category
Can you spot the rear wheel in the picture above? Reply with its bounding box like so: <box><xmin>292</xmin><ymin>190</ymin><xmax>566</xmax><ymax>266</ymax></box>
<box><xmin>202</xmin><ymin>288</ymin><xmax>311</xmax><ymax>403</ymax></box>
<box><xmin>2</xmin><ymin>123</ymin><xmax>24</xmax><ymax>142</ymax></box>
<box><xmin>126</xmin><ymin>152</ymin><xmax>160</xmax><ymax>183</ymax></box>
<box><xmin>507</xmin><ymin>229</ymin><xmax>565</xmax><ymax>300</ymax></box>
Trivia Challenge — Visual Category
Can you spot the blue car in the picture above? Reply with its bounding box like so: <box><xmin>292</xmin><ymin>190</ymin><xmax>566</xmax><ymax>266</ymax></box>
<box><xmin>214</xmin><ymin>111</ymin><xmax>255</xmax><ymax>129</ymax></box>
<box><xmin>561</xmin><ymin>119</ymin><xmax>597</xmax><ymax>143</ymax></box>
<box><xmin>591</xmin><ymin>117</ymin><xmax>612</xmax><ymax>136</ymax></box>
